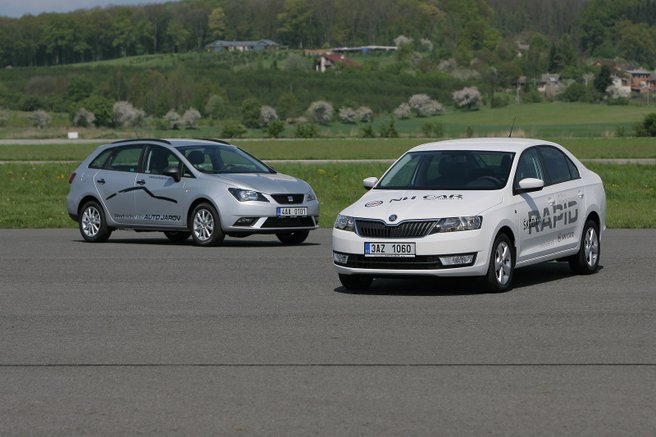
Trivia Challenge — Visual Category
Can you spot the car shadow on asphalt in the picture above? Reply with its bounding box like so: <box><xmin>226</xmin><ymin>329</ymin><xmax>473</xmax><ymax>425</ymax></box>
<box><xmin>334</xmin><ymin>262</ymin><xmax>604</xmax><ymax>296</ymax></box>
<box><xmin>74</xmin><ymin>236</ymin><xmax>321</xmax><ymax>248</ymax></box>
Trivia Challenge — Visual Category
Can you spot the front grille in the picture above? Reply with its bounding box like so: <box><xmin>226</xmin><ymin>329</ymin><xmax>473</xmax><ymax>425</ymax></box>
<box><xmin>271</xmin><ymin>194</ymin><xmax>304</xmax><ymax>204</ymax></box>
<box><xmin>355</xmin><ymin>219</ymin><xmax>437</xmax><ymax>239</ymax></box>
<box><xmin>340</xmin><ymin>254</ymin><xmax>443</xmax><ymax>270</ymax></box>
<box><xmin>262</xmin><ymin>216</ymin><xmax>316</xmax><ymax>228</ymax></box>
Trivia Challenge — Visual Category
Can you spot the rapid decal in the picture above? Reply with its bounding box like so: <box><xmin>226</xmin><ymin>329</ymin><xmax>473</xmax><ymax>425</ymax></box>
<box><xmin>388</xmin><ymin>194</ymin><xmax>464</xmax><ymax>203</ymax></box>
<box><xmin>524</xmin><ymin>200</ymin><xmax>578</xmax><ymax>234</ymax></box>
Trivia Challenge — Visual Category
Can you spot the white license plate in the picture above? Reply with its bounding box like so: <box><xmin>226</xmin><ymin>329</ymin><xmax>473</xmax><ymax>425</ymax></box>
<box><xmin>364</xmin><ymin>242</ymin><xmax>416</xmax><ymax>257</ymax></box>
<box><xmin>277</xmin><ymin>207</ymin><xmax>308</xmax><ymax>217</ymax></box>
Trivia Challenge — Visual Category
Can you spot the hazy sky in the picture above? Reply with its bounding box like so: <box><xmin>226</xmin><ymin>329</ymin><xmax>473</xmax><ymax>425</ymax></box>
<box><xmin>1</xmin><ymin>0</ymin><xmax>172</xmax><ymax>18</ymax></box>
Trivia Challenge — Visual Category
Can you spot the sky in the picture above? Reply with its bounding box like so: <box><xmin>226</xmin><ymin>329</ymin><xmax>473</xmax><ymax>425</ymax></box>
<box><xmin>1</xmin><ymin>0</ymin><xmax>172</xmax><ymax>18</ymax></box>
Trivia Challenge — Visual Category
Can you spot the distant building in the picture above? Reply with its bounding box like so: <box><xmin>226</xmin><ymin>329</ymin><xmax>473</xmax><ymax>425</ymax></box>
<box><xmin>537</xmin><ymin>73</ymin><xmax>562</xmax><ymax>98</ymax></box>
<box><xmin>315</xmin><ymin>52</ymin><xmax>362</xmax><ymax>72</ymax></box>
<box><xmin>206</xmin><ymin>39</ymin><xmax>282</xmax><ymax>52</ymax></box>
<box><xmin>627</xmin><ymin>69</ymin><xmax>656</xmax><ymax>93</ymax></box>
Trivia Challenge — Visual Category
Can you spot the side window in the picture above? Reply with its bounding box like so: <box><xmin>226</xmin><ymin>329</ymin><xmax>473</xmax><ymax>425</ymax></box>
<box><xmin>107</xmin><ymin>146</ymin><xmax>143</xmax><ymax>172</ymax></box>
<box><xmin>514</xmin><ymin>148</ymin><xmax>544</xmax><ymax>186</ymax></box>
<box><xmin>539</xmin><ymin>146</ymin><xmax>575</xmax><ymax>185</ymax></box>
<box><xmin>89</xmin><ymin>149</ymin><xmax>112</xmax><ymax>169</ymax></box>
<box><xmin>144</xmin><ymin>147</ymin><xmax>181</xmax><ymax>175</ymax></box>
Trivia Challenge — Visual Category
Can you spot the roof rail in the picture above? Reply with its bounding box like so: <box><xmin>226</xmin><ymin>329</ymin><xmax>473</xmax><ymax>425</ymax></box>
<box><xmin>198</xmin><ymin>138</ymin><xmax>232</xmax><ymax>145</ymax></box>
<box><xmin>110</xmin><ymin>138</ymin><xmax>172</xmax><ymax>145</ymax></box>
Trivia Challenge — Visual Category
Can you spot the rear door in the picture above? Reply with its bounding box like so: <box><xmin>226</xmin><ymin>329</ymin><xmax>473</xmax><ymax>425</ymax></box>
<box><xmin>94</xmin><ymin>145</ymin><xmax>143</xmax><ymax>225</ymax></box>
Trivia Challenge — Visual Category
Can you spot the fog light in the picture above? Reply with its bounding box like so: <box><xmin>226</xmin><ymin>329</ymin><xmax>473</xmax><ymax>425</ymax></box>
<box><xmin>333</xmin><ymin>252</ymin><xmax>349</xmax><ymax>264</ymax></box>
<box><xmin>439</xmin><ymin>254</ymin><xmax>475</xmax><ymax>266</ymax></box>
<box><xmin>233</xmin><ymin>217</ymin><xmax>258</xmax><ymax>227</ymax></box>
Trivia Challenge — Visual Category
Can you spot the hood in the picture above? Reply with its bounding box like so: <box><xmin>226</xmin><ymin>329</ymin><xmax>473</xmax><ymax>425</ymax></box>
<box><xmin>341</xmin><ymin>189</ymin><xmax>503</xmax><ymax>222</ymax></box>
<box><xmin>208</xmin><ymin>172</ymin><xmax>310</xmax><ymax>194</ymax></box>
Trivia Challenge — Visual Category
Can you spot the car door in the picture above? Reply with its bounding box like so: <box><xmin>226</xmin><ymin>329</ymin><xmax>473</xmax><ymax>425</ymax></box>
<box><xmin>94</xmin><ymin>145</ymin><xmax>143</xmax><ymax>225</ymax></box>
<box><xmin>513</xmin><ymin>147</ymin><xmax>555</xmax><ymax>262</ymax></box>
<box><xmin>536</xmin><ymin>145</ymin><xmax>583</xmax><ymax>254</ymax></box>
<box><xmin>132</xmin><ymin>146</ymin><xmax>186</xmax><ymax>227</ymax></box>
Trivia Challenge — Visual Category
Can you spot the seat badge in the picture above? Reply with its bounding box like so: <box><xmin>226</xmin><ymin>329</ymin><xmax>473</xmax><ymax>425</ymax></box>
<box><xmin>389</xmin><ymin>214</ymin><xmax>398</xmax><ymax>222</ymax></box>
<box><xmin>288</xmin><ymin>195</ymin><xmax>294</xmax><ymax>202</ymax></box>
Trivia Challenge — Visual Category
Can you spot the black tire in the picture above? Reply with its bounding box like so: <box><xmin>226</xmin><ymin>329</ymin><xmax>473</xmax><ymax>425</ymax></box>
<box><xmin>78</xmin><ymin>200</ymin><xmax>112</xmax><ymax>242</ymax></box>
<box><xmin>569</xmin><ymin>220</ymin><xmax>600</xmax><ymax>274</ymax></box>
<box><xmin>164</xmin><ymin>231</ymin><xmax>191</xmax><ymax>243</ymax></box>
<box><xmin>338</xmin><ymin>274</ymin><xmax>373</xmax><ymax>292</ymax></box>
<box><xmin>485</xmin><ymin>233</ymin><xmax>514</xmax><ymax>292</ymax></box>
<box><xmin>189</xmin><ymin>203</ymin><xmax>225</xmax><ymax>247</ymax></box>
<box><xmin>276</xmin><ymin>230</ymin><xmax>309</xmax><ymax>245</ymax></box>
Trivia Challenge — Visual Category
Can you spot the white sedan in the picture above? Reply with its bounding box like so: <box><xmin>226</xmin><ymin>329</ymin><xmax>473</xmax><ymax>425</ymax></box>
<box><xmin>332</xmin><ymin>138</ymin><xmax>606</xmax><ymax>292</ymax></box>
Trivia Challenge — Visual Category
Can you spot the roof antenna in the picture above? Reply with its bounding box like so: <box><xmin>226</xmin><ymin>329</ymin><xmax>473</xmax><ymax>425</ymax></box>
<box><xmin>508</xmin><ymin>116</ymin><xmax>516</xmax><ymax>138</ymax></box>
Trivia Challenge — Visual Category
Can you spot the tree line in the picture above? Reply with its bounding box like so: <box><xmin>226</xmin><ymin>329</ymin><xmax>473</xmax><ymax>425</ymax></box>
<box><xmin>1</xmin><ymin>0</ymin><xmax>656</xmax><ymax>69</ymax></box>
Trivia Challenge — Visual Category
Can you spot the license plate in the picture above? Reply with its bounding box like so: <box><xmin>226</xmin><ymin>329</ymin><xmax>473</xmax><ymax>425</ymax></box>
<box><xmin>277</xmin><ymin>207</ymin><xmax>308</xmax><ymax>217</ymax></box>
<box><xmin>364</xmin><ymin>242</ymin><xmax>416</xmax><ymax>257</ymax></box>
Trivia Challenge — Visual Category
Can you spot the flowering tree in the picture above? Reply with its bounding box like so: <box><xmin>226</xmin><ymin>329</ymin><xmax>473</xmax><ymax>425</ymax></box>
<box><xmin>113</xmin><ymin>101</ymin><xmax>145</xmax><ymax>127</ymax></box>
<box><xmin>338</xmin><ymin>107</ymin><xmax>357</xmax><ymax>124</ymax></box>
<box><xmin>29</xmin><ymin>109</ymin><xmax>51</xmax><ymax>129</ymax></box>
<box><xmin>306</xmin><ymin>100</ymin><xmax>334</xmax><ymax>124</ymax></box>
<box><xmin>182</xmin><ymin>108</ymin><xmax>201</xmax><ymax>129</ymax></box>
<box><xmin>355</xmin><ymin>106</ymin><xmax>374</xmax><ymax>122</ymax></box>
<box><xmin>393</xmin><ymin>103</ymin><xmax>412</xmax><ymax>119</ymax></box>
<box><xmin>164</xmin><ymin>110</ymin><xmax>181</xmax><ymax>130</ymax></box>
<box><xmin>259</xmin><ymin>105</ymin><xmax>279</xmax><ymax>126</ymax></box>
<box><xmin>73</xmin><ymin>108</ymin><xmax>96</xmax><ymax>127</ymax></box>
<box><xmin>453</xmin><ymin>87</ymin><xmax>483</xmax><ymax>111</ymax></box>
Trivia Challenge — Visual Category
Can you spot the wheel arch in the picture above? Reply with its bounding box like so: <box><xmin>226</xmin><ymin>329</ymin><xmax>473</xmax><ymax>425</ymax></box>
<box><xmin>187</xmin><ymin>197</ymin><xmax>219</xmax><ymax>226</ymax></box>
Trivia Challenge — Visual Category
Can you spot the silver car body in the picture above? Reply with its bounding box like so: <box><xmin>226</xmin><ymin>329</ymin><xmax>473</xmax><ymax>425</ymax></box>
<box><xmin>67</xmin><ymin>138</ymin><xmax>319</xmax><ymax>243</ymax></box>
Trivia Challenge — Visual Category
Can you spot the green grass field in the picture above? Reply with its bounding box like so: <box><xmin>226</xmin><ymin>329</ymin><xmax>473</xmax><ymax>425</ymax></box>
<box><xmin>1</xmin><ymin>137</ymin><xmax>655</xmax><ymax>162</ymax></box>
<box><xmin>0</xmin><ymin>162</ymin><xmax>653</xmax><ymax>229</ymax></box>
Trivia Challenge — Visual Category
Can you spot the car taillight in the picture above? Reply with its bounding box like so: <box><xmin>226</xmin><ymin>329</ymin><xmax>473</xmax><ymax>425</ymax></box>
<box><xmin>68</xmin><ymin>172</ymin><xmax>76</xmax><ymax>184</ymax></box>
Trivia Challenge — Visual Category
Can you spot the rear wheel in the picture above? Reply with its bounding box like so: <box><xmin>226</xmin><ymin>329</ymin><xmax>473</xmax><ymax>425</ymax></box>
<box><xmin>338</xmin><ymin>274</ymin><xmax>373</xmax><ymax>292</ymax></box>
<box><xmin>190</xmin><ymin>203</ymin><xmax>225</xmax><ymax>246</ymax></box>
<box><xmin>79</xmin><ymin>200</ymin><xmax>112</xmax><ymax>242</ymax></box>
<box><xmin>164</xmin><ymin>231</ymin><xmax>191</xmax><ymax>243</ymax></box>
<box><xmin>485</xmin><ymin>233</ymin><xmax>514</xmax><ymax>292</ymax></box>
<box><xmin>276</xmin><ymin>230</ymin><xmax>309</xmax><ymax>245</ymax></box>
<box><xmin>569</xmin><ymin>220</ymin><xmax>600</xmax><ymax>274</ymax></box>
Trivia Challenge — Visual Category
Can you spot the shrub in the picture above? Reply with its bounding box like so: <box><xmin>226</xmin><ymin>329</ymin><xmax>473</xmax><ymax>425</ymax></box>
<box><xmin>28</xmin><ymin>110</ymin><xmax>51</xmax><ymax>129</ymax></box>
<box><xmin>79</xmin><ymin>95</ymin><xmax>113</xmax><ymax>127</ymax></box>
<box><xmin>259</xmin><ymin>105</ymin><xmax>279</xmax><ymax>127</ymax></box>
<box><xmin>113</xmin><ymin>101</ymin><xmax>145</xmax><ymax>128</ymax></box>
<box><xmin>355</xmin><ymin>106</ymin><xmax>374</xmax><ymax>122</ymax></box>
<box><xmin>379</xmin><ymin>118</ymin><xmax>398</xmax><ymax>138</ymax></box>
<box><xmin>422</xmin><ymin>121</ymin><xmax>444</xmax><ymax>138</ymax></box>
<box><xmin>636</xmin><ymin>113</ymin><xmax>656</xmax><ymax>137</ymax></box>
<box><xmin>205</xmin><ymin>94</ymin><xmax>226</xmax><ymax>119</ymax></box>
<box><xmin>241</xmin><ymin>97</ymin><xmax>261</xmax><ymax>128</ymax></box>
<box><xmin>0</xmin><ymin>109</ymin><xmax>8</xmax><ymax>127</ymax></box>
<box><xmin>360</xmin><ymin>123</ymin><xmax>375</xmax><ymax>138</ymax></box>
<box><xmin>559</xmin><ymin>83</ymin><xmax>594</xmax><ymax>103</ymax></box>
<box><xmin>306</xmin><ymin>100</ymin><xmax>333</xmax><ymax>124</ymax></box>
<box><xmin>408</xmin><ymin>94</ymin><xmax>443</xmax><ymax>117</ymax></box>
<box><xmin>73</xmin><ymin>108</ymin><xmax>96</xmax><ymax>127</ymax></box>
<box><xmin>164</xmin><ymin>110</ymin><xmax>181</xmax><ymax>129</ymax></box>
<box><xmin>338</xmin><ymin>107</ymin><xmax>357</xmax><ymax>124</ymax></box>
<box><xmin>182</xmin><ymin>108</ymin><xmax>201</xmax><ymax>129</ymax></box>
<box><xmin>221</xmin><ymin>121</ymin><xmax>247</xmax><ymax>138</ymax></box>
<box><xmin>264</xmin><ymin>119</ymin><xmax>285</xmax><ymax>138</ymax></box>
<box><xmin>295</xmin><ymin>123</ymin><xmax>319</xmax><ymax>138</ymax></box>
<box><xmin>393</xmin><ymin>103</ymin><xmax>412</xmax><ymax>119</ymax></box>
<box><xmin>453</xmin><ymin>87</ymin><xmax>482</xmax><ymax>110</ymax></box>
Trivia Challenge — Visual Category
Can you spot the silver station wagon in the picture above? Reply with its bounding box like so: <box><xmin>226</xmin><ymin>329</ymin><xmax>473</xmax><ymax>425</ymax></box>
<box><xmin>67</xmin><ymin>138</ymin><xmax>320</xmax><ymax>246</ymax></box>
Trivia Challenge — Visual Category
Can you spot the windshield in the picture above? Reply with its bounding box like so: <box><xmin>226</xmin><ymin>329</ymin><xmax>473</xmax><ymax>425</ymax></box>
<box><xmin>176</xmin><ymin>144</ymin><xmax>274</xmax><ymax>174</ymax></box>
<box><xmin>377</xmin><ymin>150</ymin><xmax>515</xmax><ymax>190</ymax></box>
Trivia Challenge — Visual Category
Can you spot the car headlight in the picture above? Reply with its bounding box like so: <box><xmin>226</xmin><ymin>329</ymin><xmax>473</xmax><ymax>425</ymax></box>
<box><xmin>334</xmin><ymin>214</ymin><xmax>356</xmax><ymax>232</ymax></box>
<box><xmin>305</xmin><ymin>190</ymin><xmax>317</xmax><ymax>202</ymax></box>
<box><xmin>228</xmin><ymin>188</ymin><xmax>269</xmax><ymax>202</ymax></box>
<box><xmin>432</xmin><ymin>216</ymin><xmax>482</xmax><ymax>233</ymax></box>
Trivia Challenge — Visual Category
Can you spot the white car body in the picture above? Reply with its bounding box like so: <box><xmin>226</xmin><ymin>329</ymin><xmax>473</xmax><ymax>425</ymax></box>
<box><xmin>332</xmin><ymin>138</ymin><xmax>606</xmax><ymax>291</ymax></box>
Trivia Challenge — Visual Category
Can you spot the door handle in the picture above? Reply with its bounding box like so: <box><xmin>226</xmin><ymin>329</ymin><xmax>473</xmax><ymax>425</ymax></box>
<box><xmin>578</xmin><ymin>190</ymin><xmax>584</xmax><ymax>199</ymax></box>
<box><xmin>96</xmin><ymin>178</ymin><xmax>105</xmax><ymax>184</ymax></box>
<box><xmin>136</xmin><ymin>179</ymin><xmax>146</xmax><ymax>185</ymax></box>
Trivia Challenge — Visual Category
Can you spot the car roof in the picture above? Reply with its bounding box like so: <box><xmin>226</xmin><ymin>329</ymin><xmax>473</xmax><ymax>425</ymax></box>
<box><xmin>409</xmin><ymin>138</ymin><xmax>562</xmax><ymax>153</ymax></box>
<box><xmin>107</xmin><ymin>138</ymin><xmax>234</xmax><ymax>148</ymax></box>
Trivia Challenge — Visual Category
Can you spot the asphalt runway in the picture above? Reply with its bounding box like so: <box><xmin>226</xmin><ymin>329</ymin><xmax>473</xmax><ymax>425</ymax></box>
<box><xmin>1</xmin><ymin>228</ymin><xmax>655</xmax><ymax>435</ymax></box>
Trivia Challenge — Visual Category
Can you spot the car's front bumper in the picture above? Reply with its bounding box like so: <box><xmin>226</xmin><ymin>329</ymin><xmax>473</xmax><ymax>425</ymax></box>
<box><xmin>221</xmin><ymin>200</ymin><xmax>320</xmax><ymax>234</ymax></box>
<box><xmin>332</xmin><ymin>228</ymin><xmax>490</xmax><ymax>277</ymax></box>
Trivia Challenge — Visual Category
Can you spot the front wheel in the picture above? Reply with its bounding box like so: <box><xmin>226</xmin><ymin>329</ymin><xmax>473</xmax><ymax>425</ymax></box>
<box><xmin>338</xmin><ymin>274</ymin><xmax>373</xmax><ymax>292</ymax></box>
<box><xmin>79</xmin><ymin>200</ymin><xmax>112</xmax><ymax>242</ymax></box>
<box><xmin>276</xmin><ymin>230</ymin><xmax>309</xmax><ymax>245</ymax></box>
<box><xmin>485</xmin><ymin>233</ymin><xmax>514</xmax><ymax>292</ymax></box>
<box><xmin>190</xmin><ymin>203</ymin><xmax>225</xmax><ymax>246</ymax></box>
<box><xmin>569</xmin><ymin>220</ymin><xmax>600</xmax><ymax>274</ymax></box>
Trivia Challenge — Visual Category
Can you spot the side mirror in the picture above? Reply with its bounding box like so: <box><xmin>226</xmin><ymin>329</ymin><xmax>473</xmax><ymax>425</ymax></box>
<box><xmin>362</xmin><ymin>177</ymin><xmax>378</xmax><ymax>190</ymax></box>
<box><xmin>162</xmin><ymin>166</ymin><xmax>181</xmax><ymax>182</ymax></box>
<box><xmin>515</xmin><ymin>177</ymin><xmax>544</xmax><ymax>194</ymax></box>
